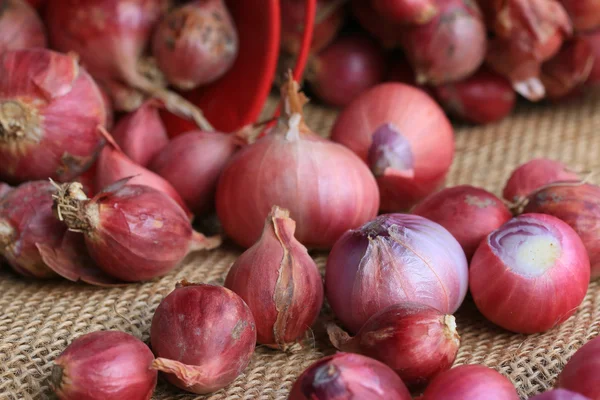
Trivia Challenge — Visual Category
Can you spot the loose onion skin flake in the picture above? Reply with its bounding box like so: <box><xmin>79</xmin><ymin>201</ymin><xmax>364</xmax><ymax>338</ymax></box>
<box><xmin>470</xmin><ymin>214</ymin><xmax>590</xmax><ymax>334</ymax></box>
<box><xmin>332</xmin><ymin>83</ymin><xmax>454</xmax><ymax>211</ymax></box>
<box><xmin>0</xmin><ymin>0</ymin><xmax>46</xmax><ymax>54</ymax></box>
<box><xmin>0</xmin><ymin>49</ymin><xmax>106</xmax><ymax>184</ymax></box>
<box><xmin>422</xmin><ymin>365</ymin><xmax>519</xmax><ymax>400</ymax></box>
<box><xmin>412</xmin><ymin>185</ymin><xmax>512</xmax><ymax>259</ymax></box>
<box><xmin>557</xmin><ymin>336</ymin><xmax>600</xmax><ymax>399</ymax></box>
<box><xmin>531</xmin><ymin>389</ymin><xmax>592</xmax><ymax>400</ymax></box>
<box><xmin>288</xmin><ymin>353</ymin><xmax>412</xmax><ymax>400</ymax></box>
<box><xmin>325</xmin><ymin>213</ymin><xmax>468</xmax><ymax>333</ymax></box>
<box><xmin>327</xmin><ymin>302</ymin><xmax>460</xmax><ymax>389</ymax></box>
<box><xmin>151</xmin><ymin>282</ymin><xmax>256</xmax><ymax>394</ymax></box>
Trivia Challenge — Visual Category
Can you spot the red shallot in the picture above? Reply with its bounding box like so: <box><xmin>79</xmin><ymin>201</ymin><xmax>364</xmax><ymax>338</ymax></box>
<box><xmin>216</xmin><ymin>75</ymin><xmax>379</xmax><ymax>249</ymax></box>
<box><xmin>327</xmin><ymin>302</ymin><xmax>460</xmax><ymax>388</ymax></box>
<box><xmin>503</xmin><ymin>158</ymin><xmax>579</xmax><ymax>202</ymax></box>
<box><xmin>470</xmin><ymin>213</ymin><xmax>590</xmax><ymax>333</ymax></box>
<box><xmin>422</xmin><ymin>365</ymin><xmax>519</xmax><ymax>400</ymax></box>
<box><xmin>432</xmin><ymin>69</ymin><xmax>516</xmax><ymax>124</ymax></box>
<box><xmin>325</xmin><ymin>213</ymin><xmax>468</xmax><ymax>333</ymax></box>
<box><xmin>0</xmin><ymin>0</ymin><xmax>46</xmax><ymax>54</ymax></box>
<box><xmin>0</xmin><ymin>49</ymin><xmax>106</xmax><ymax>183</ymax></box>
<box><xmin>52</xmin><ymin>179</ymin><xmax>220</xmax><ymax>282</ymax></box>
<box><xmin>531</xmin><ymin>389</ymin><xmax>592</xmax><ymax>400</ymax></box>
<box><xmin>557</xmin><ymin>0</ymin><xmax>600</xmax><ymax>32</ymax></box>
<box><xmin>523</xmin><ymin>183</ymin><xmax>600</xmax><ymax>280</ymax></box>
<box><xmin>307</xmin><ymin>35</ymin><xmax>387</xmax><ymax>107</ymax></box>
<box><xmin>149</xmin><ymin>130</ymin><xmax>239</xmax><ymax>215</ymax></box>
<box><xmin>152</xmin><ymin>0</ymin><xmax>238</xmax><ymax>91</ymax></box>
<box><xmin>51</xmin><ymin>331</ymin><xmax>157</xmax><ymax>400</ymax></box>
<box><xmin>412</xmin><ymin>185</ymin><xmax>512</xmax><ymax>259</ymax></box>
<box><xmin>557</xmin><ymin>336</ymin><xmax>600</xmax><ymax>399</ymax></box>
<box><xmin>225</xmin><ymin>206</ymin><xmax>323</xmax><ymax>349</ymax></box>
<box><xmin>332</xmin><ymin>83</ymin><xmax>454</xmax><ymax>211</ymax></box>
<box><xmin>151</xmin><ymin>282</ymin><xmax>256</xmax><ymax>394</ymax></box>
<box><xmin>288</xmin><ymin>352</ymin><xmax>412</xmax><ymax>400</ymax></box>
<box><xmin>351</xmin><ymin>0</ymin><xmax>402</xmax><ymax>49</ymax></box>
<box><xmin>373</xmin><ymin>0</ymin><xmax>438</xmax><ymax>25</ymax></box>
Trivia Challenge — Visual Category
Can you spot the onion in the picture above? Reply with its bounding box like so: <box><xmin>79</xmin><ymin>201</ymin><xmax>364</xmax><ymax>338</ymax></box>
<box><xmin>422</xmin><ymin>365</ymin><xmax>519</xmax><ymax>400</ymax></box>
<box><xmin>51</xmin><ymin>331</ymin><xmax>157</xmax><ymax>400</ymax></box>
<box><xmin>152</xmin><ymin>0</ymin><xmax>238</xmax><ymax>91</ymax></box>
<box><xmin>325</xmin><ymin>213</ymin><xmax>468</xmax><ymax>333</ymax></box>
<box><xmin>412</xmin><ymin>185</ymin><xmax>512</xmax><ymax>259</ymax></box>
<box><xmin>216</xmin><ymin>76</ymin><xmax>379</xmax><ymax>249</ymax></box>
<box><xmin>470</xmin><ymin>213</ymin><xmax>590</xmax><ymax>333</ymax></box>
<box><xmin>531</xmin><ymin>389</ymin><xmax>592</xmax><ymax>400</ymax></box>
<box><xmin>112</xmin><ymin>100</ymin><xmax>169</xmax><ymax>167</ymax></box>
<box><xmin>281</xmin><ymin>0</ymin><xmax>346</xmax><ymax>54</ymax></box>
<box><xmin>331</xmin><ymin>83</ymin><xmax>454</xmax><ymax>211</ymax></box>
<box><xmin>95</xmin><ymin>128</ymin><xmax>191</xmax><ymax>217</ymax></box>
<box><xmin>0</xmin><ymin>49</ymin><xmax>106</xmax><ymax>184</ymax></box>
<box><xmin>288</xmin><ymin>352</ymin><xmax>412</xmax><ymax>400</ymax></box>
<box><xmin>432</xmin><ymin>68</ymin><xmax>516</xmax><ymax>124</ymax></box>
<box><xmin>557</xmin><ymin>0</ymin><xmax>600</xmax><ymax>32</ymax></box>
<box><xmin>52</xmin><ymin>179</ymin><xmax>220</xmax><ymax>282</ymax></box>
<box><xmin>557</xmin><ymin>336</ymin><xmax>600</xmax><ymax>399</ymax></box>
<box><xmin>0</xmin><ymin>0</ymin><xmax>46</xmax><ymax>54</ymax></box>
<box><xmin>503</xmin><ymin>158</ymin><xmax>579</xmax><ymax>202</ymax></box>
<box><xmin>522</xmin><ymin>183</ymin><xmax>600</xmax><ymax>280</ymax></box>
<box><xmin>583</xmin><ymin>31</ymin><xmax>600</xmax><ymax>85</ymax></box>
<box><xmin>484</xmin><ymin>0</ymin><xmax>573</xmax><ymax>100</ymax></box>
<box><xmin>327</xmin><ymin>302</ymin><xmax>460</xmax><ymax>388</ymax></box>
<box><xmin>149</xmin><ymin>130</ymin><xmax>239</xmax><ymax>215</ymax></box>
<box><xmin>400</xmin><ymin>0</ymin><xmax>487</xmax><ymax>85</ymax></box>
<box><xmin>373</xmin><ymin>0</ymin><xmax>438</xmax><ymax>25</ymax></box>
<box><xmin>46</xmin><ymin>0</ymin><xmax>213</xmax><ymax>131</ymax></box>
<box><xmin>307</xmin><ymin>35</ymin><xmax>387</xmax><ymax>107</ymax></box>
<box><xmin>151</xmin><ymin>281</ymin><xmax>256</xmax><ymax>394</ymax></box>
<box><xmin>351</xmin><ymin>0</ymin><xmax>402</xmax><ymax>48</ymax></box>
<box><xmin>225</xmin><ymin>206</ymin><xmax>323</xmax><ymax>349</ymax></box>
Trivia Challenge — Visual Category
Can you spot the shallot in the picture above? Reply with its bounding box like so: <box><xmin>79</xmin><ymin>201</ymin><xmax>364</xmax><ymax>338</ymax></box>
<box><xmin>327</xmin><ymin>302</ymin><xmax>460</xmax><ymax>388</ymax></box>
<box><xmin>0</xmin><ymin>49</ymin><xmax>106</xmax><ymax>183</ymax></box>
<box><xmin>332</xmin><ymin>83</ymin><xmax>454</xmax><ymax>211</ymax></box>
<box><xmin>412</xmin><ymin>185</ymin><xmax>512</xmax><ymax>259</ymax></box>
<box><xmin>325</xmin><ymin>213</ymin><xmax>468</xmax><ymax>333</ymax></box>
<box><xmin>351</xmin><ymin>0</ymin><xmax>402</xmax><ymax>48</ymax></box>
<box><xmin>52</xmin><ymin>179</ymin><xmax>220</xmax><ymax>282</ymax></box>
<box><xmin>557</xmin><ymin>336</ymin><xmax>600</xmax><ymax>399</ymax></box>
<box><xmin>225</xmin><ymin>206</ymin><xmax>323</xmax><ymax>349</ymax></box>
<box><xmin>373</xmin><ymin>0</ymin><xmax>438</xmax><ymax>25</ymax></box>
<box><xmin>216</xmin><ymin>75</ymin><xmax>379</xmax><ymax>249</ymax></box>
<box><xmin>51</xmin><ymin>331</ymin><xmax>157</xmax><ymax>400</ymax></box>
<box><xmin>470</xmin><ymin>214</ymin><xmax>590</xmax><ymax>333</ymax></box>
<box><xmin>151</xmin><ymin>282</ymin><xmax>256</xmax><ymax>394</ymax></box>
<box><xmin>288</xmin><ymin>353</ymin><xmax>412</xmax><ymax>400</ymax></box>
<box><xmin>0</xmin><ymin>0</ymin><xmax>46</xmax><ymax>54</ymax></box>
<box><xmin>531</xmin><ymin>389</ymin><xmax>592</xmax><ymax>400</ymax></box>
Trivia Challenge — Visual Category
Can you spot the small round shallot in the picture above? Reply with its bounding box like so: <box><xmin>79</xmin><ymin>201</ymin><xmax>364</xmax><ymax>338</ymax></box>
<box><xmin>327</xmin><ymin>302</ymin><xmax>460</xmax><ymax>388</ymax></box>
<box><xmin>557</xmin><ymin>336</ymin><xmax>600</xmax><ymax>399</ymax></box>
<box><xmin>0</xmin><ymin>0</ymin><xmax>46</xmax><ymax>54</ymax></box>
<box><xmin>288</xmin><ymin>353</ymin><xmax>412</xmax><ymax>400</ymax></box>
<box><xmin>151</xmin><ymin>282</ymin><xmax>256</xmax><ymax>394</ymax></box>
<box><xmin>470</xmin><ymin>214</ymin><xmax>590</xmax><ymax>333</ymax></box>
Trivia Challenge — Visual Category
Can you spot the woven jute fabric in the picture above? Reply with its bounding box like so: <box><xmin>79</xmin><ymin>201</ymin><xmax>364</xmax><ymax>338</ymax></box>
<box><xmin>1</xmin><ymin>92</ymin><xmax>600</xmax><ymax>400</ymax></box>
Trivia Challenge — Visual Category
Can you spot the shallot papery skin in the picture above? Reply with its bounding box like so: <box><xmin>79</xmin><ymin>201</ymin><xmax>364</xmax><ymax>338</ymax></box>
<box><xmin>0</xmin><ymin>0</ymin><xmax>46</xmax><ymax>54</ymax></box>
<box><xmin>373</xmin><ymin>0</ymin><xmax>438</xmax><ymax>25</ymax></box>
<box><xmin>422</xmin><ymin>365</ymin><xmax>519</xmax><ymax>400</ymax></box>
<box><xmin>152</xmin><ymin>0</ymin><xmax>238</xmax><ymax>90</ymax></box>
<box><xmin>53</xmin><ymin>180</ymin><xmax>220</xmax><ymax>282</ymax></box>
<box><xmin>531</xmin><ymin>389</ymin><xmax>592</xmax><ymax>400</ymax></box>
<box><xmin>151</xmin><ymin>282</ymin><xmax>256</xmax><ymax>394</ymax></box>
<box><xmin>400</xmin><ymin>0</ymin><xmax>487</xmax><ymax>85</ymax></box>
<box><xmin>288</xmin><ymin>353</ymin><xmax>412</xmax><ymax>400</ymax></box>
<box><xmin>225</xmin><ymin>206</ymin><xmax>323</xmax><ymax>349</ymax></box>
<box><xmin>149</xmin><ymin>130</ymin><xmax>239</xmax><ymax>215</ymax></box>
<box><xmin>51</xmin><ymin>331</ymin><xmax>157</xmax><ymax>400</ymax></box>
<box><xmin>112</xmin><ymin>100</ymin><xmax>169</xmax><ymax>167</ymax></box>
<box><xmin>503</xmin><ymin>158</ymin><xmax>579</xmax><ymax>202</ymax></box>
<box><xmin>523</xmin><ymin>184</ymin><xmax>600</xmax><ymax>280</ymax></box>
<box><xmin>325</xmin><ymin>213</ymin><xmax>468</xmax><ymax>333</ymax></box>
<box><xmin>216</xmin><ymin>76</ymin><xmax>379</xmax><ymax>249</ymax></box>
<box><xmin>327</xmin><ymin>302</ymin><xmax>460</xmax><ymax>388</ymax></box>
<box><xmin>432</xmin><ymin>68</ymin><xmax>516</xmax><ymax>125</ymax></box>
<box><xmin>0</xmin><ymin>49</ymin><xmax>106</xmax><ymax>184</ymax></box>
<box><xmin>331</xmin><ymin>83</ymin><xmax>454</xmax><ymax>211</ymax></box>
<box><xmin>557</xmin><ymin>336</ymin><xmax>600</xmax><ymax>399</ymax></box>
<box><xmin>558</xmin><ymin>0</ymin><xmax>600</xmax><ymax>32</ymax></box>
<box><xmin>470</xmin><ymin>214</ymin><xmax>590</xmax><ymax>334</ymax></box>
<box><xmin>412</xmin><ymin>185</ymin><xmax>512</xmax><ymax>259</ymax></box>
<box><xmin>583</xmin><ymin>31</ymin><xmax>600</xmax><ymax>85</ymax></box>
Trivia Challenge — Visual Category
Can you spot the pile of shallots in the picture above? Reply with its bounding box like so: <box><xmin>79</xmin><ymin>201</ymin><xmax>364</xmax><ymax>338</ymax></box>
<box><xmin>282</xmin><ymin>0</ymin><xmax>600</xmax><ymax>125</ymax></box>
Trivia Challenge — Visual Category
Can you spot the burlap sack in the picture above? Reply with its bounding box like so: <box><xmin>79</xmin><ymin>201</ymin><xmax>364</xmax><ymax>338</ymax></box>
<box><xmin>1</xmin><ymin>93</ymin><xmax>599</xmax><ymax>400</ymax></box>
